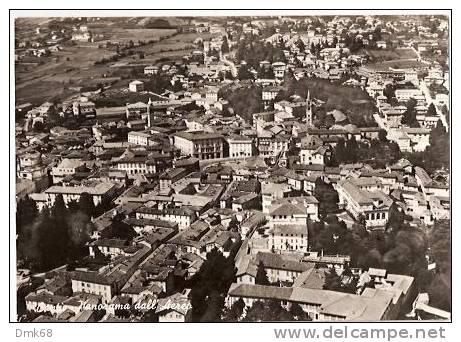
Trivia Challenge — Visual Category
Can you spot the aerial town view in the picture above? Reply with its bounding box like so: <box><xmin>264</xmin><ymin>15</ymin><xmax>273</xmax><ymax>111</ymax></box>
<box><xmin>14</xmin><ymin>14</ymin><xmax>450</xmax><ymax>322</ymax></box>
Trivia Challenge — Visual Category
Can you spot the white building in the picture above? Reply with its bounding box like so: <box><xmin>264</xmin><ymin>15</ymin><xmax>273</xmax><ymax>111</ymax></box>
<box><xmin>227</xmin><ymin>136</ymin><xmax>253</xmax><ymax>158</ymax></box>
<box><xmin>336</xmin><ymin>179</ymin><xmax>392</xmax><ymax>229</ymax></box>
<box><xmin>129</xmin><ymin>80</ymin><xmax>144</xmax><ymax>92</ymax></box>
<box><xmin>43</xmin><ymin>181</ymin><xmax>118</xmax><ymax>207</ymax></box>
<box><xmin>51</xmin><ymin>158</ymin><xmax>86</xmax><ymax>184</ymax></box>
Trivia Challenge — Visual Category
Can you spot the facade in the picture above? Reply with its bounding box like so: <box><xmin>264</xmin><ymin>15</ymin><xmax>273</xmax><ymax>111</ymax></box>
<box><xmin>136</xmin><ymin>206</ymin><xmax>197</xmax><ymax>230</ymax></box>
<box><xmin>17</xmin><ymin>151</ymin><xmax>48</xmax><ymax>181</ymax></box>
<box><xmin>336</xmin><ymin>179</ymin><xmax>392</xmax><ymax>229</ymax></box>
<box><xmin>173</xmin><ymin>131</ymin><xmax>224</xmax><ymax>160</ymax></box>
<box><xmin>127</xmin><ymin>131</ymin><xmax>153</xmax><ymax>146</ymax></box>
<box><xmin>51</xmin><ymin>158</ymin><xmax>86</xmax><ymax>184</ymax></box>
<box><xmin>227</xmin><ymin>136</ymin><xmax>253</xmax><ymax>158</ymax></box>
<box><xmin>43</xmin><ymin>182</ymin><xmax>118</xmax><ymax>207</ymax></box>
<box><xmin>129</xmin><ymin>80</ymin><xmax>144</xmax><ymax>92</ymax></box>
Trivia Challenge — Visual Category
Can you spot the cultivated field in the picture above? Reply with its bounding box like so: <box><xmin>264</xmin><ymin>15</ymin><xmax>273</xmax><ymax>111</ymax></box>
<box><xmin>14</xmin><ymin>19</ymin><xmax>198</xmax><ymax>105</ymax></box>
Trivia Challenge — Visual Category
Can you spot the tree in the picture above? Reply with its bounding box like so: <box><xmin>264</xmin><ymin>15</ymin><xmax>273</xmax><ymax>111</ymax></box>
<box><xmin>296</xmin><ymin>38</ymin><xmax>305</xmax><ymax>53</ymax></box>
<box><xmin>107</xmin><ymin>214</ymin><xmax>137</xmax><ymax>240</ymax></box>
<box><xmin>323</xmin><ymin>269</ymin><xmax>343</xmax><ymax>291</ymax></box>
<box><xmin>401</xmin><ymin>98</ymin><xmax>419</xmax><ymax>128</ymax></box>
<box><xmin>313</xmin><ymin>178</ymin><xmax>339</xmax><ymax>214</ymax></box>
<box><xmin>237</xmin><ymin>65</ymin><xmax>254</xmax><ymax>80</ymax></box>
<box><xmin>255</xmin><ymin>261</ymin><xmax>270</xmax><ymax>285</ymax></box>
<box><xmin>221</xmin><ymin>36</ymin><xmax>229</xmax><ymax>54</ymax></box>
<box><xmin>16</xmin><ymin>196</ymin><xmax>37</xmax><ymax>237</ymax></box>
<box><xmin>222</xmin><ymin>298</ymin><xmax>245</xmax><ymax>322</ymax></box>
<box><xmin>289</xmin><ymin>303</ymin><xmax>311</xmax><ymax>321</ymax></box>
<box><xmin>429</xmin><ymin>220</ymin><xmax>450</xmax><ymax>273</ymax></box>
<box><xmin>190</xmin><ymin>248</ymin><xmax>236</xmax><ymax>322</ymax></box>
<box><xmin>78</xmin><ymin>192</ymin><xmax>95</xmax><ymax>216</ymax></box>
<box><xmin>427</xmin><ymin>103</ymin><xmax>437</xmax><ymax>117</ymax></box>
<box><xmin>383</xmin><ymin>84</ymin><xmax>395</xmax><ymax>100</ymax></box>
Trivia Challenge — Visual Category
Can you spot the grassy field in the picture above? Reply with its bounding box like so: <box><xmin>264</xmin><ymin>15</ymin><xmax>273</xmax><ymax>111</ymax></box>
<box><xmin>91</xmin><ymin>27</ymin><xmax>177</xmax><ymax>43</ymax></box>
<box><xmin>15</xmin><ymin>24</ymin><xmax>196</xmax><ymax>105</ymax></box>
<box><xmin>364</xmin><ymin>48</ymin><xmax>418</xmax><ymax>62</ymax></box>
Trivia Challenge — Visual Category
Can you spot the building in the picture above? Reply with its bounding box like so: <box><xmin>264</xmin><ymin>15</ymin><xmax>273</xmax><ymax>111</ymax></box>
<box><xmin>71</xmin><ymin>246</ymin><xmax>150</xmax><ymax>303</ymax></box>
<box><xmin>226</xmin><ymin>270</ymin><xmax>414</xmax><ymax>321</ymax></box>
<box><xmin>402</xmin><ymin>127</ymin><xmax>431</xmax><ymax>152</ymax></box>
<box><xmin>159</xmin><ymin>168</ymin><xmax>189</xmax><ymax>192</ymax></box>
<box><xmin>267</xmin><ymin>196</ymin><xmax>319</xmax><ymax>223</ymax></box>
<box><xmin>17</xmin><ymin>151</ymin><xmax>48</xmax><ymax>182</ymax></box>
<box><xmin>51</xmin><ymin>158</ymin><xmax>86</xmax><ymax>184</ymax></box>
<box><xmin>43</xmin><ymin>181</ymin><xmax>118</xmax><ymax>207</ymax></box>
<box><xmin>395</xmin><ymin>89</ymin><xmax>423</xmax><ymax>102</ymax></box>
<box><xmin>272</xmin><ymin>61</ymin><xmax>286</xmax><ymax>78</ymax></box>
<box><xmin>155</xmin><ymin>291</ymin><xmax>192</xmax><ymax>322</ymax></box>
<box><xmin>268</xmin><ymin>224</ymin><xmax>309</xmax><ymax>253</ymax></box>
<box><xmin>73</xmin><ymin>99</ymin><xmax>96</xmax><ymax>117</ymax></box>
<box><xmin>173</xmin><ymin>131</ymin><xmax>224</xmax><ymax>160</ymax></box>
<box><xmin>144</xmin><ymin>65</ymin><xmax>159</xmax><ymax>75</ymax></box>
<box><xmin>227</xmin><ymin>135</ymin><xmax>254</xmax><ymax>158</ymax></box>
<box><xmin>237</xmin><ymin>252</ymin><xmax>313</xmax><ymax>284</ymax></box>
<box><xmin>336</xmin><ymin>179</ymin><xmax>392</xmax><ymax>229</ymax></box>
<box><xmin>127</xmin><ymin>131</ymin><xmax>154</xmax><ymax>146</ymax></box>
<box><xmin>136</xmin><ymin>206</ymin><xmax>197</xmax><ymax>230</ymax></box>
<box><xmin>299</xmin><ymin>136</ymin><xmax>331</xmax><ymax>166</ymax></box>
<box><xmin>116</xmin><ymin>150</ymin><xmax>172</xmax><ymax>176</ymax></box>
<box><xmin>129</xmin><ymin>80</ymin><xmax>144</xmax><ymax>92</ymax></box>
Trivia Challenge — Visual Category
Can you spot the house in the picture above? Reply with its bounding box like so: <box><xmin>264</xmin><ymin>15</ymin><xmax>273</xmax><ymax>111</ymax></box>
<box><xmin>268</xmin><ymin>224</ymin><xmax>309</xmax><ymax>253</ymax></box>
<box><xmin>16</xmin><ymin>151</ymin><xmax>48</xmax><ymax>182</ymax></box>
<box><xmin>73</xmin><ymin>99</ymin><xmax>96</xmax><ymax>117</ymax></box>
<box><xmin>144</xmin><ymin>65</ymin><xmax>159</xmax><ymax>75</ymax></box>
<box><xmin>336</xmin><ymin>179</ymin><xmax>392</xmax><ymax>229</ymax></box>
<box><xmin>267</xmin><ymin>196</ymin><xmax>319</xmax><ymax>225</ymax></box>
<box><xmin>299</xmin><ymin>136</ymin><xmax>332</xmax><ymax>166</ymax></box>
<box><xmin>155</xmin><ymin>290</ymin><xmax>192</xmax><ymax>322</ymax></box>
<box><xmin>116</xmin><ymin>150</ymin><xmax>172</xmax><ymax>176</ymax></box>
<box><xmin>376</xmin><ymin>41</ymin><xmax>387</xmax><ymax>49</ymax></box>
<box><xmin>159</xmin><ymin>168</ymin><xmax>190</xmax><ymax>192</ymax></box>
<box><xmin>43</xmin><ymin>181</ymin><xmax>118</xmax><ymax>207</ymax></box>
<box><xmin>51</xmin><ymin>158</ymin><xmax>86</xmax><ymax>184</ymax></box>
<box><xmin>227</xmin><ymin>270</ymin><xmax>414</xmax><ymax>321</ymax></box>
<box><xmin>129</xmin><ymin>80</ymin><xmax>144</xmax><ymax>92</ymax></box>
<box><xmin>272</xmin><ymin>61</ymin><xmax>287</xmax><ymax>78</ymax></box>
<box><xmin>127</xmin><ymin>131</ymin><xmax>154</xmax><ymax>146</ymax></box>
<box><xmin>395</xmin><ymin>89</ymin><xmax>423</xmax><ymax>102</ymax></box>
<box><xmin>71</xmin><ymin>246</ymin><xmax>151</xmax><ymax>303</ymax></box>
<box><xmin>237</xmin><ymin>252</ymin><xmax>314</xmax><ymax>285</ymax></box>
<box><xmin>136</xmin><ymin>206</ymin><xmax>197</xmax><ymax>231</ymax></box>
<box><xmin>402</xmin><ymin>127</ymin><xmax>431</xmax><ymax>152</ymax></box>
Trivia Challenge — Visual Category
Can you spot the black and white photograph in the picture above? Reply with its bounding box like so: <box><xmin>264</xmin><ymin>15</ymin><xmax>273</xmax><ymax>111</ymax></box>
<box><xmin>11</xmin><ymin>9</ymin><xmax>451</xmax><ymax>327</ymax></box>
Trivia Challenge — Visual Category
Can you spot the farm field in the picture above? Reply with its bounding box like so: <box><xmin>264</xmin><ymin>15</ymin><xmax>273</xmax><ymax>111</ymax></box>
<box><xmin>14</xmin><ymin>23</ymin><xmax>197</xmax><ymax>105</ymax></box>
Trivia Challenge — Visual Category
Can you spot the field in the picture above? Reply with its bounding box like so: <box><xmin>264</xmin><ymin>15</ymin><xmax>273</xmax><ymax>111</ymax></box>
<box><xmin>364</xmin><ymin>48</ymin><xmax>418</xmax><ymax>62</ymax></box>
<box><xmin>14</xmin><ymin>19</ymin><xmax>199</xmax><ymax>105</ymax></box>
<box><xmin>90</xmin><ymin>27</ymin><xmax>177</xmax><ymax>44</ymax></box>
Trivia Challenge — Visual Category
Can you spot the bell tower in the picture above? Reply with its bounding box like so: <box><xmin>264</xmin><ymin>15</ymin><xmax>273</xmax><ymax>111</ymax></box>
<box><xmin>306</xmin><ymin>90</ymin><xmax>313</xmax><ymax>126</ymax></box>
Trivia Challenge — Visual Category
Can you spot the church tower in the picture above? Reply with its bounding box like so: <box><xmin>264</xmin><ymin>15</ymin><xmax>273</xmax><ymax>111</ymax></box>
<box><xmin>147</xmin><ymin>98</ymin><xmax>154</xmax><ymax>127</ymax></box>
<box><xmin>306</xmin><ymin>90</ymin><xmax>313</xmax><ymax>126</ymax></box>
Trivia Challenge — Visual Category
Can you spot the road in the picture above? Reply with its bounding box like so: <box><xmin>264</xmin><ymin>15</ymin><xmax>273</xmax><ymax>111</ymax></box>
<box><xmin>419</xmin><ymin>80</ymin><xmax>449</xmax><ymax>132</ymax></box>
